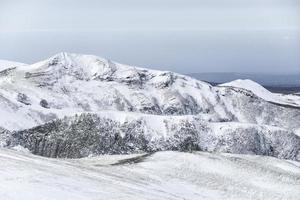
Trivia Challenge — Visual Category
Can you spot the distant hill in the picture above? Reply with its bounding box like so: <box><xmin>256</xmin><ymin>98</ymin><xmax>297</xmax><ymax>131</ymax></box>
<box><xmin>188</xmin><ymin>72</ymin><xmax>300</xmax><ymax>94</ymax></box>
<box><xmin>0</xmin><ymin>59</ymin><xmax>27</xmax><ymax>71</ymax></box>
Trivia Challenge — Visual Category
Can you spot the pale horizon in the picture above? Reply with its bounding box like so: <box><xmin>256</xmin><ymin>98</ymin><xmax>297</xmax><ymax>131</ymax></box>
<box><xmin>1</xmin><ymin>0</ymin><xmax>299</xmax><ymax>74</ymax></box>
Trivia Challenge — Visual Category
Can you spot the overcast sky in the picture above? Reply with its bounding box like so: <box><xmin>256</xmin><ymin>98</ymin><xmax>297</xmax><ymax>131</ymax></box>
<box><xmin>0</xmin><ymin>0</ymin><xmax>299</xmax><ymax>74</ymax></box>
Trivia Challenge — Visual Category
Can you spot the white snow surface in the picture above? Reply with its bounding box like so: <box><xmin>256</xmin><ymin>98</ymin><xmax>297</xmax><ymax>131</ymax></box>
<box><xmin>0</xmin><ymin>53</ymin><xmax>299</xmax><ymax>131</ymax></box>
<box><xmin>0</xmin><ymin>59</ymin><xmax>27</xmax><ymax>71</ymax></box>
<box><xmin>0</xmin><ymin>148</ymin><xmax>299</xmax><ymax>200</ymax></box>
<box><xmin>220</xmin><ymin>79</ymin><xmax>300</xmax><ymax>107</ymax></box>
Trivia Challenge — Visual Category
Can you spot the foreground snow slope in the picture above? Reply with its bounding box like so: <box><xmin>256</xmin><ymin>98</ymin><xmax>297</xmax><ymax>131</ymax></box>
<box><xmin>220</xmin><ymin>79</ymin><xmax>300</xmax><ymax>107</ymax></box>
<box><xmin>0</xmin><ymin>148</ymin><xmax>299</xmax><ymax>200</ymax></box>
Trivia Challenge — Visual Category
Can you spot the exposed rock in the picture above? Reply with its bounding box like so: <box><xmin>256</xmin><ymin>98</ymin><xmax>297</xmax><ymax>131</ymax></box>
<box><xmin>17</xmin><ymin>93</ymin><xmax>31</xmax><ymax>105</ymax></box>
<box><xmin>0</xmin><ymin>127</ymin><xmax>11</xmax><ymax>147</ymax></box>
<box><xmin>40</xmin><ymin>99</ymin><xmax>50</xmax><ymax>109</ymax></box>
<box><xmin>9</xmin><ymin>113</ymin><xmax>300</xmax><ymax>160</ymax></box>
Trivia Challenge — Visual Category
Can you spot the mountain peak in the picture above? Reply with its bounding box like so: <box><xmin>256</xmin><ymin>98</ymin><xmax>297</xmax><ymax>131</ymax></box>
<box><xmin>17</xmin><ymin>53</ymin><xmax>200</xmax><ymax>90</ymax></box>
<box><xmin>19</xmin><ymin>53</ymin><xmax>117</xmax><ymax>83</ymax></box>
<box><xmin>220</xmin><ymin>79</ymin><xmax>300</xmax><ymax>107</ymax></box>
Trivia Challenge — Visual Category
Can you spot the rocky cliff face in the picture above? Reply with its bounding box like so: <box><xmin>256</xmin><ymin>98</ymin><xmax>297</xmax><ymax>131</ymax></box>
<box><xmin>4</xmin><ymin>113</ymin><xmax>299</xmax><ymax>160</ymax></box>
<box><xmin>0</xmin><ymin>127</ymin><xmax>11</xmax><ymax>147</ymax></box>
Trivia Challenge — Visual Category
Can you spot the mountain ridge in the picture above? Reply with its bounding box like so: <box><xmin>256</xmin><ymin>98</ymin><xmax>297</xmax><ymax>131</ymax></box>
<box><xmin>0</xmin><ymin>53</ymin><xmax>300</xmax><ymax>159</ymax></box>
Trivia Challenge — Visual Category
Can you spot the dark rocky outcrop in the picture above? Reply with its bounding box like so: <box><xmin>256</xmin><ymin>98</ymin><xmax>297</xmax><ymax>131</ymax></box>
<box><xmin>40</xmin><ymin>99</ymin><xmax>50</xmax><ymax>109</ymax></box>
<box><xmin>6</xmin><ymin>114</ymin><xmax>300</xmax><ymax>160</ymax></box>
<box><xmin>17</xmin><ymin>93</ymin><xmax>31</xmax><ymax>105</ymax></box>
<box><xmin>0</xmin><ymin>127</ymin><xmax>11</xmax><ymax>147</ymax></box>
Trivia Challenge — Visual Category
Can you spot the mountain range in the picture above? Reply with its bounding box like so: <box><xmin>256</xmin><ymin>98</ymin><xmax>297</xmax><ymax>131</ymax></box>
<box><xmin>188</xmin><ymin>72</ymin><xmax>300</xmax><ymax>88</ymax></box>
<box><xmin>1</xmin><ymin>53</ymin><xmax>300</xmax><ymax>199</ymax></box>
<box><xmin>0</xmin><ymin>53</ymin><xmax>299</xmax><ymax>160</ymax></box>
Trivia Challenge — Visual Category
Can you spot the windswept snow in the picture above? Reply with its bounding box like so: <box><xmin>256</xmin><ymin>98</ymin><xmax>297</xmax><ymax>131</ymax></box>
<box><xmin>0</xmin><ymin>59</ymin><xmax>27</xmax><ymax>71</ymax></box>
<box><xmin>0</xmin><ymin>149</ymin><xmax>299</xmax><ymax>200</ymax></box>
<box><xmin>220</xmin><ymin>79</ymin><xmax>300</xmax><ymax>107</ymax></box>
<box><xmin>276</xmin><ymin>93</ymin><xmax>300</xmax><ymax>107</ymax></box>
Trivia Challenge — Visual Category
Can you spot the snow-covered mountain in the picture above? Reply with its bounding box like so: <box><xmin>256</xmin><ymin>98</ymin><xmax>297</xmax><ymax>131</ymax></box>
<box><xmin>0</xmin><ymin>59</ymin><xmax>27</xmax><ymax>71</ymax></box>
<box><xmin>0</xmin><ymin>53</ymin><xmax>300</xmax><ymax>160</ymax></box>
<box><xmin>220</xmin><ymin>79</ymin><xmax>300</xmax><ymax>107</ymax></box>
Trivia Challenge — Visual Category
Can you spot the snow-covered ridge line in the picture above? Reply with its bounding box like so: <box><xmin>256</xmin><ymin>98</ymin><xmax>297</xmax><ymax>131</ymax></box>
<box><xmin>0</xmin><ymin>53</ymin><xmax>298</xmax><ymax>131</ymax></box>
<box><xmin>16</xmin><ymin>52</ymin><xmax>203</xmax><ymax>85</ymax></box>
<box><xmin>220</xmin><ymin>79</ymin><xmax>300</xmax><ymax>108</ymax></box>
<box><xmin>0</xmin><ymin>59</ymin><xmax>27</xmax><ymax>71</ymax></box>
<box><xmin>0</xmin><ymin>52</ymin><xmax>215</xmax><ymax>130</ymax></box>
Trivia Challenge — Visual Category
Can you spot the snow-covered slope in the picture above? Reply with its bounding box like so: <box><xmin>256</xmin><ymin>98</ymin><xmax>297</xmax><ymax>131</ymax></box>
<box><xmin>0</xmin><ymin>53</ymin><xmax>300</xmax><ymax>159</ymax></box>
<box><xmin>0</xmin><ymin>59</ymin><xmax>26</xmax><ymax>71</ymax></box>
<box><xmin>220</xmin><ymin>79</ymin><xmax>300</xmax><ymax>107</ymax></box>
<box><xmin>1</xmin><ymin>54</ymin><xmax>300</xmax><ymax>198</ymax></box>
<box><xmin>0</xmin><ymin>52</ymin><xmax>220</xmax><ymax>130</ymax></box>
<box><xmin>0</xmin><ymin>53</ymin><xmax>299</xmax><ymax>131</ymax></box>
<box><xmin>0</xmin><ymin>148</ymin><xmax>299</xmax><ymax>200</ymax></box>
